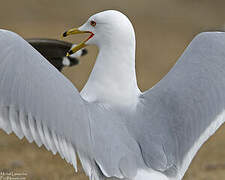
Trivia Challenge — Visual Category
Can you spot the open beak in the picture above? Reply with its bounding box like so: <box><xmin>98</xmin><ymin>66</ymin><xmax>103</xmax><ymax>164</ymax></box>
<box><xmin>62</xmin><ymin>28</ymin><xmax>94</xmax><ymax>56</ymax></box>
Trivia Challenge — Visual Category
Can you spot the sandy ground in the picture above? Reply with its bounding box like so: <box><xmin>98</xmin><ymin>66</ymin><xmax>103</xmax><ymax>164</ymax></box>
<box><xmin>0</xmin><ymin>0</ymin><xmax>225</xmax><ymax>179</ymax></box>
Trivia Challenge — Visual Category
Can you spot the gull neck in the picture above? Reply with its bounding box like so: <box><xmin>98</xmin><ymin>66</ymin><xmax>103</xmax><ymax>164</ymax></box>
<box><xmin>81</xmin><ymin>35</ymin><xmax>140</xmax><ymax>106</ymax></box>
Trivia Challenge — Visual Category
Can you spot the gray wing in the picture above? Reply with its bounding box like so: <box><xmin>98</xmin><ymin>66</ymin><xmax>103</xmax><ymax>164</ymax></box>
<box><xmin>0</xmin><ymin>30</ymin><xmax>92</xmax><ymax>174</ymax></box>
<box><xmin>134</xmin><ymin>32</ymin><xmax>225</xmax><ymax>179</ymax></box>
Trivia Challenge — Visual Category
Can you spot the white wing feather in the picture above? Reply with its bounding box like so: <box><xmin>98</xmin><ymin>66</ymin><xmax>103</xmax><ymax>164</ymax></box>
<box><xmin>0</xmin><ymin>29</ymin><xmax>92</xmax><ymax>174</ymax></box>
<box><xmin>136</xmin><ymin>32</ymin><xmax>225</xmax><ymax>179</ymax></box>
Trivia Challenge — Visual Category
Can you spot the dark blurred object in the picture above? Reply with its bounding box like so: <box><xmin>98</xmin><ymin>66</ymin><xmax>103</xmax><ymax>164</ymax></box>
<box><xmin>27</xmin><ymin>38</ymin><xmax>87</xmax><ymax>71</ymax></box>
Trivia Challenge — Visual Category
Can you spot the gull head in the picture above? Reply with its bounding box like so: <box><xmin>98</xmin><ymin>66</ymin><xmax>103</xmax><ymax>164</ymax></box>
<box><xmin>62</xmin><ymin>10</ymin><xmax>135</xmax><ymax>56</ymax></box>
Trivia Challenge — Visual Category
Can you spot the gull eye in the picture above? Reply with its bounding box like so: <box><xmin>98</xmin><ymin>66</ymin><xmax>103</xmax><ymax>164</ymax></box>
<box><xmin>90</xmin><ymin>20</ymin><xmax>96</xmax><ymax>27</ymax></box>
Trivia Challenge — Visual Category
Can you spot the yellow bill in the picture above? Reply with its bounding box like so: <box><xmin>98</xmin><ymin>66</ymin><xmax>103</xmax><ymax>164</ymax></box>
<box><xmin>62</xmin><ymin>28</ymin><xmax>94</xmax><ymax>56</ymax></box>
<box><xmin>66</xmin><ymin>42</ymin><xmax>87</xmax><ymax>56</ymax></box>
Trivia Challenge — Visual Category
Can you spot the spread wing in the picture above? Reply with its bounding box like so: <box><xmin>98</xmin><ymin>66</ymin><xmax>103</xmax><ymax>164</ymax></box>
<box><xmin>0</xmin><ymin>30</ymin><xmax>92</xmax><ymax>174</ymax></box>
<box><xmin>134</xmin><ymin>32</ymin><xmax>225</xmax><ymax>179</ymax></box>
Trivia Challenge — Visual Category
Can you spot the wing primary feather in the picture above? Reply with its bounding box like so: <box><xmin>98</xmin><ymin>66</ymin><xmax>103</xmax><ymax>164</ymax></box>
<box><xmin>77</xmin><ymin>151</ymin><xmax>92</xmax><ymax>177</ymax></box>
<box><xmin>28</xmin><ymin>113</ymin><xmax>42</xmax><ymax>147</ymax></box>
<box><xmin>9</xmin><ymin>106</ymin><xmax>24</xmax><ymax>139</ymax></box>
<box><xmin>43</xmin><ymin>124</ymin><xmax>57</xmax><ymax>155</ymax></box>
<box><xmin>19</xmin><ymin>110</ymin><xmax>33</xmax><ymax>143</ymax></box>
<box><xmin>36</xmin><ymin>119</ymin><xmax>50</xmax><ymax>151</ymax></box>
<box><xmin>68</xmin><ymin>142</ymin><xmax>78</xmax><ymax>172</ymax></box>
<box><xmin>56</xmin><ymin>133</ymin><xmax>65</xmax><ymax>159</ymax></box>
<box><xmin>58</xmin><ymin>135</ymin><xmax>66</xmax><ymax>160</ymax></box>
<box><xmin>62</xmin><ymin>137</ymin><xmax>70</xmax><ymax>163</ymax></box>
<box><xmin>52</xmin><ymin>130</ymin><xmax>62</xmax><ymax>156</ymax></box>
<box><xmin>0</xmin><ymin>106</ymin><xmax>12</xmax><ymax>134</ymax></box>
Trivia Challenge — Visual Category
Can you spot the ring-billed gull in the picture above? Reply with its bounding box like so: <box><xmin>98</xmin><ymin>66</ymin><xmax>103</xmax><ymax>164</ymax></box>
<box><xmin>27</xmin><ymin>38</ymin><xmax>88</xmax><ymax>71</ymax></box>
<box><xmin>0</xmin><ymin>10</ymin><xmax>225</xmax><ymax>180</ymax></box>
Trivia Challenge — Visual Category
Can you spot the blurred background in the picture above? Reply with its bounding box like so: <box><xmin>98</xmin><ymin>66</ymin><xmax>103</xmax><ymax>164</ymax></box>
<box><xmin>1</xmin><ymin>0</ymin><xmax>225</xmax><ymax>179</ymax></box>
